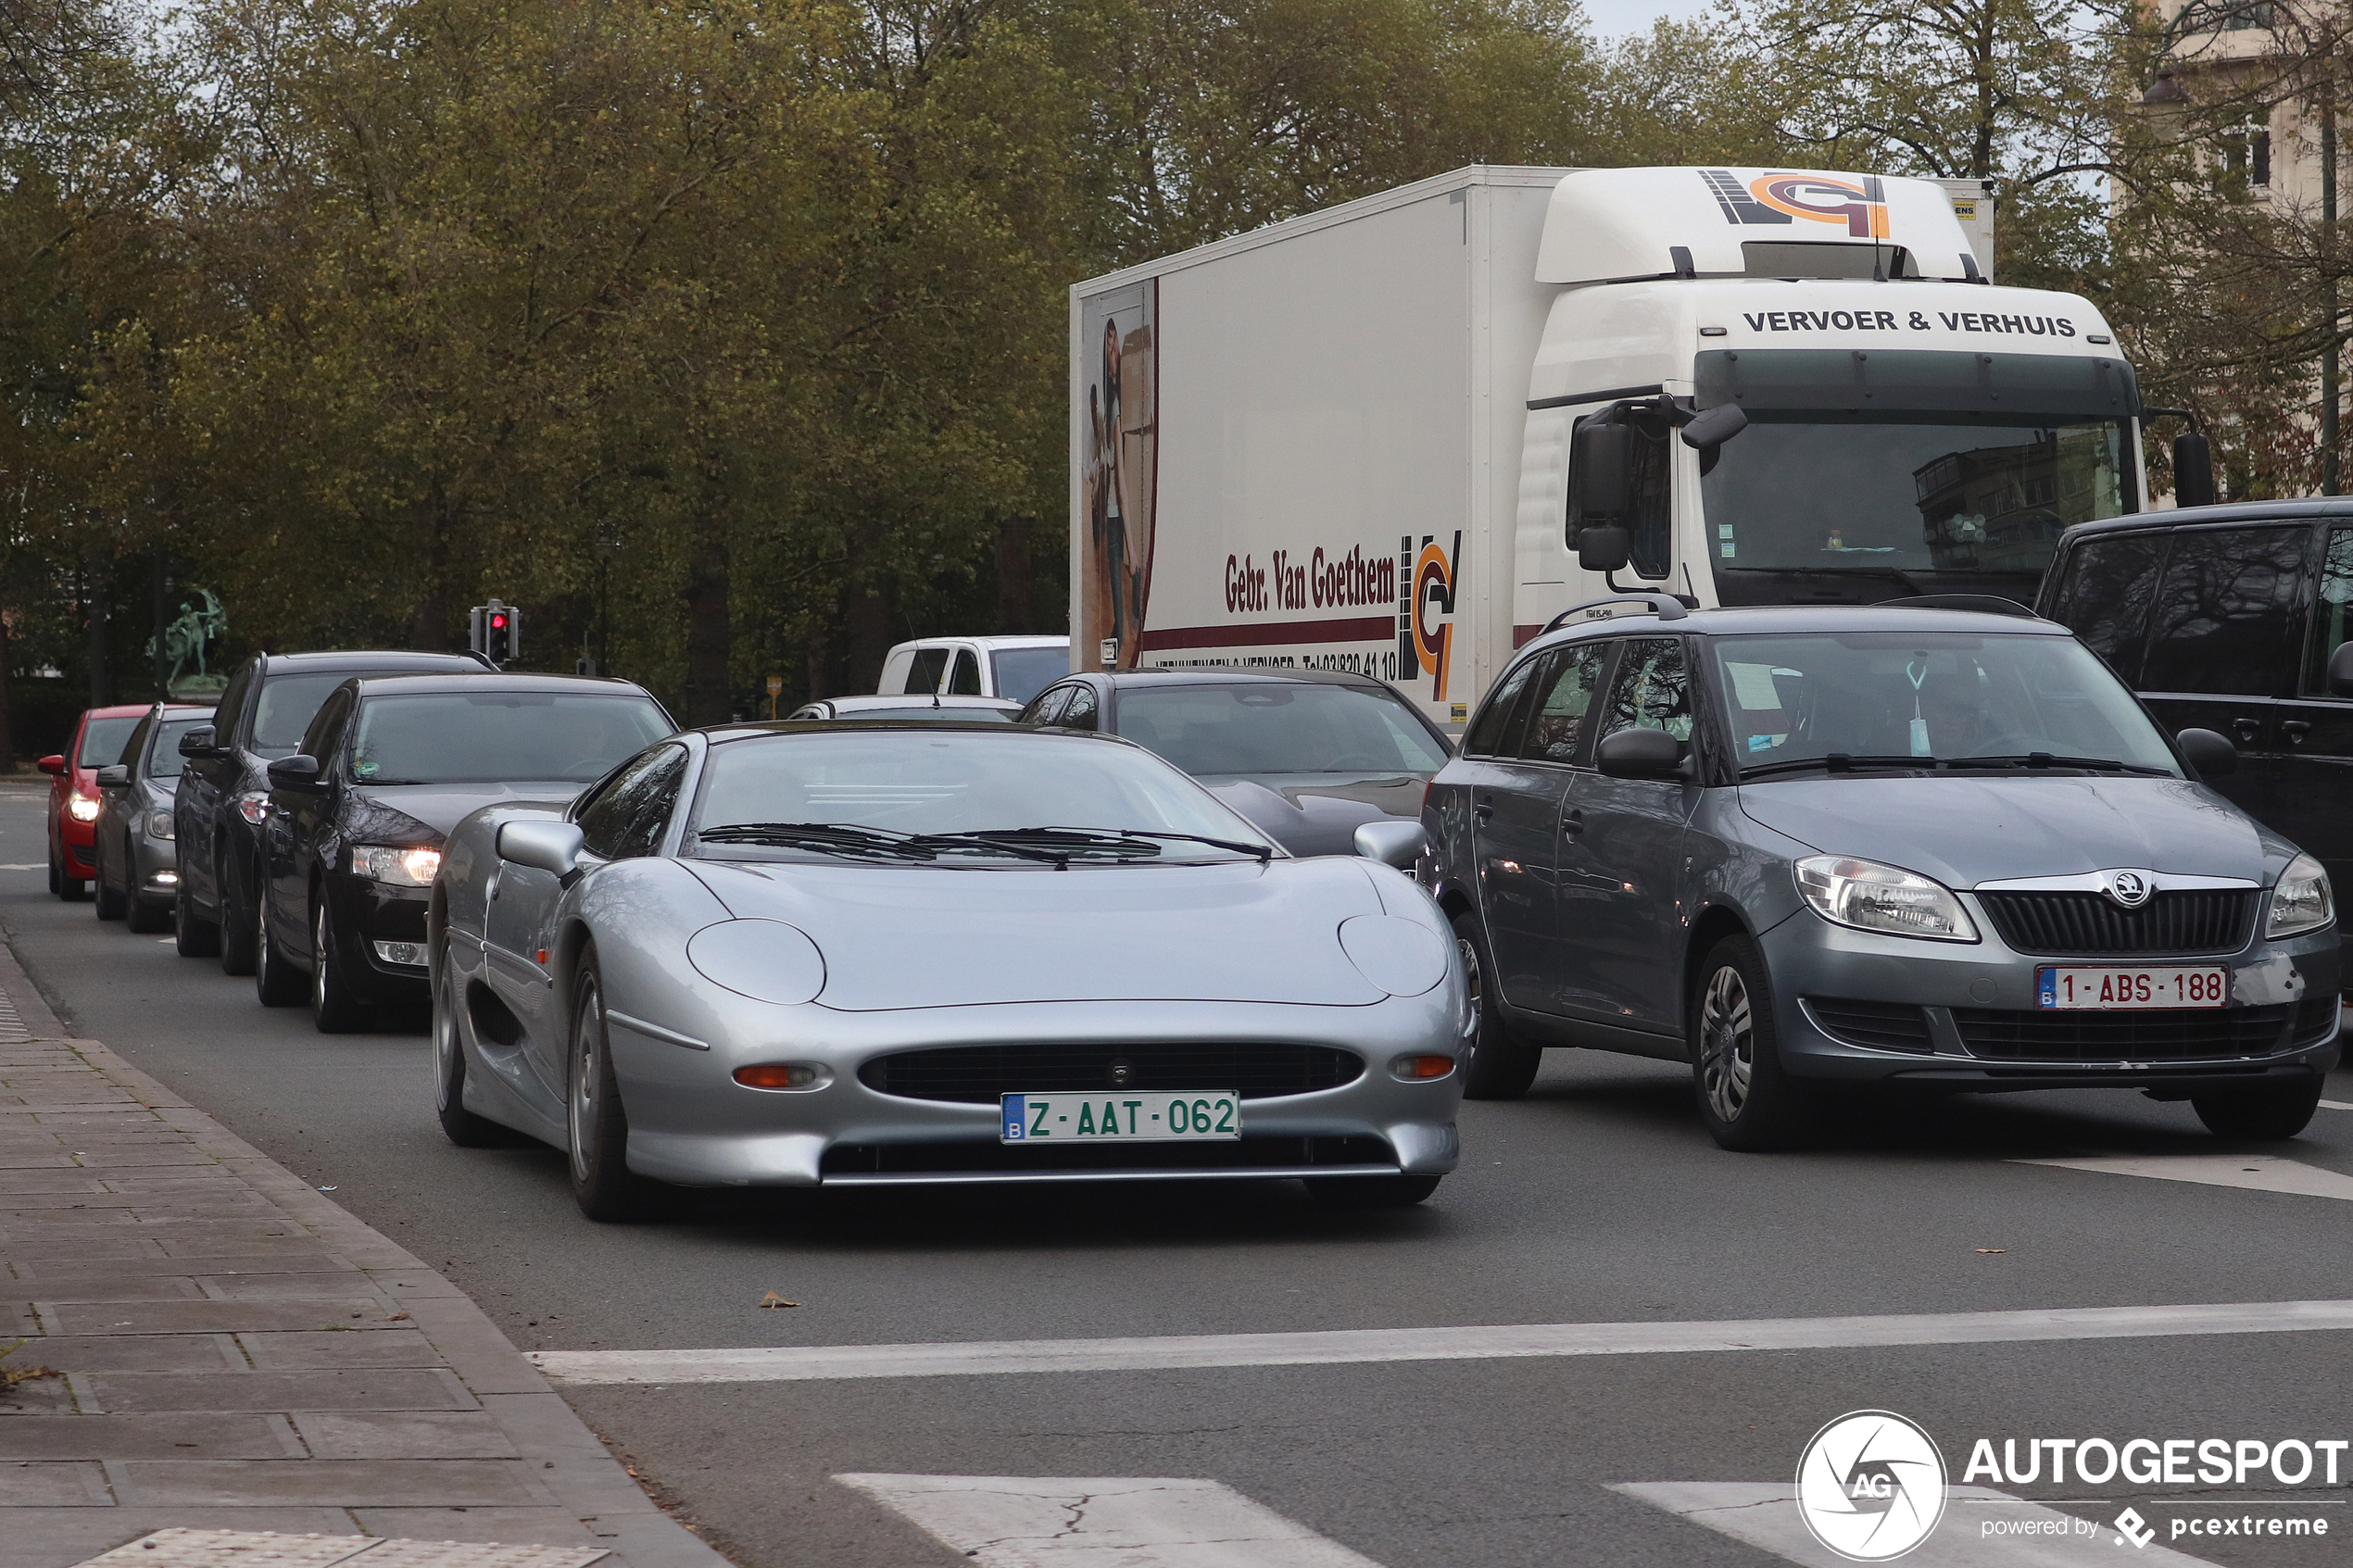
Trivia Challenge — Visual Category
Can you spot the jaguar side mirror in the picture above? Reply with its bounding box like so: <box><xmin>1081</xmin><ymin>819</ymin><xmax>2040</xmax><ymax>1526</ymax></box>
<box><xmin>2176</xmin><ymin>727</ymin><xmax>2236</xmax><ymax>778</ymax></box>
<box><xmin>94</xmin><ymin>765</ymin><xmax>129</xmax><ymax>790</ymax></box>
<box><xmin>1595</xmin><ymin>725</ymin><xmax>1685</xmax><ymax>779</ymax></box>
<box><xmin>2328</xmin><ymin>641</ymin><xmax>2353</xmax><ymax>698</ymax></box>
<box><xmin>178</xmin><ymin>727</ymin><xmax>218</xmax><ymax>759</ymax></box>
<box><xmin>1353</xmin><ymin>819</ymin><xmax>1430</xmax><ymax>870</ymax></box>
<box><xmin>498</xmin><ymin>820</ymin><xmax>587</xmax><ymax>882</ymax></box>
<box><xmin>265</xmin><ymin>755</ymin><xmax>323</xmax><ymax>790</ymax></box>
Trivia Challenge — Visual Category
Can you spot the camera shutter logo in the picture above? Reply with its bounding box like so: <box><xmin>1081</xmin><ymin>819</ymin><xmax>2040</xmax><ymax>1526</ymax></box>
<box><xmin>1796</xmin><ymin>1410</ymin><xmax>1948</xmax><ymax>1561</ymax></box>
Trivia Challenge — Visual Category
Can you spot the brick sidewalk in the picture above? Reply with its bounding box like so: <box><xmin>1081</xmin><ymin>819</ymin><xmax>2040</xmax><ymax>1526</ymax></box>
<box><xmin>0</xmin><ymin>947</ymin><xmax>730</xmax><ymax>1568</ymax></box>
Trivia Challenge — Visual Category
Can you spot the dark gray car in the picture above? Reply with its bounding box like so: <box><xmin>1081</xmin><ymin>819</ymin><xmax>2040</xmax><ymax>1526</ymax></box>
<box><xmin>93</xmin><ymin>704</ymin><xmax>216</xmax><ymax>931</ymax></box>
<box><xmin>1020</xmin><ymin>669</ymin><xmax>1453</xmax><ymax>857</ymax></box>
<box><xmin>1424</xmin><ymin>596</ymin><xmax>2341</xmax><ymax>1149</ymax></box>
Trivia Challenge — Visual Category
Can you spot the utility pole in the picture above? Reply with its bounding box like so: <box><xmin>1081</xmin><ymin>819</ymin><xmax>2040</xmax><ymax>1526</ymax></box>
<box><xmin>2326</xmin><ymin>63</ymin><xmax>2342</xmax><ymax>495</ymax></box>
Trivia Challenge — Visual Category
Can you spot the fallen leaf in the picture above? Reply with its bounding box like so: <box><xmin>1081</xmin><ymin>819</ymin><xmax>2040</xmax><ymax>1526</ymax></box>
<box><xmin>758</xmin><ymin>1291</ymin><xmax>799</xmax><ymax>1309</ymax></box>
<box><xmin>386</xmin><ymin>1312</ymin><xmax>410</xmax><ymax>1322</ymax></box>
<box><xmin>1976</xmin><ymin>1248</ymin><xmax>2006</xmax><ymax>1255</ymax></box>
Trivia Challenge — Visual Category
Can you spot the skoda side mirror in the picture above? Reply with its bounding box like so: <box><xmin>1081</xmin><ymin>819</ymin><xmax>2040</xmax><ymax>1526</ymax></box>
<box><xmin>265</xmin><ymin>754</ymin><xmax>323</xmax><ymax>790</ymax></box>
<box><xmin>499</xmin><ymin>820</ymin><xmax>587</xmax><ymax>882</ymax></box>
<box><xmin>2172</xmin><ymin>430</ymin><xmax>2216</xmax><ymax>508</ymax></box>
<box><xmin>178</xmin><ymin>727</ymin><xmax>216</xmax><ymax>758</ymax></box>
<box><xmin>94</xmin><ymin>765</ymin><xmax>129</xmax><ymax>790</ymax></box>
<box><xmin>1570</xmin><ymin>421</ymin><xmax>1629</xmax><ymax>522</ymax></box>
<box><xmin>1595</xmin><ymin>725</ymin><xmax>1685</xmax><ymax>779</ymax></box>
<box><xmin>1679</xmin><ymin>402</ymin><xmax>1748</xmax><ymax>450</ymax></box>
<box><xmin>2176</xmin><ymin>727</ymin><xmax>2237</xmax><ymax>778</ymax></box>
<box><xmin>2328</xmin><ymin>641</ymin><xmax>2353</xmax><ymax>698</ymax></box>
<box><xmin>1353</xmin><ymin>819</ymin><xmax>1429</xmax><ymax>870</ymax></box>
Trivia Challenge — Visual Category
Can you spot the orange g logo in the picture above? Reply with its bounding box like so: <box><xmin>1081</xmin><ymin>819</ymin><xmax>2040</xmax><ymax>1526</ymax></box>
<box><xmin>1412</xmin><ymin>534</ymin><xmax>1458</xmax><ymax>702</ymax></box>
<box><xmin>1752</xmin><ymin>174</ymin><xmax>1888</xmax><ymax>240</ymax></box>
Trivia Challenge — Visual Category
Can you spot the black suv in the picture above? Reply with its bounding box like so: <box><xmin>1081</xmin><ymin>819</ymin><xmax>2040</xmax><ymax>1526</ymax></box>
<box><xmin>173</xmin><ymin>650</ymin><xmax>485</xmax><ymax>971</ymax></box>
<box><xmin>2039</xmin><ymin>501</ymin><xmax>2353</xmax><ymax>979</ymax></box>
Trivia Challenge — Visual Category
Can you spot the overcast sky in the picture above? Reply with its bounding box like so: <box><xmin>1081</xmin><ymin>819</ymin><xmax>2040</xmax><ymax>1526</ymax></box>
<box><xmin>1583</xmin><ymin>0</ymin><xmax>1714</xmax><ymax>38</ymax></box>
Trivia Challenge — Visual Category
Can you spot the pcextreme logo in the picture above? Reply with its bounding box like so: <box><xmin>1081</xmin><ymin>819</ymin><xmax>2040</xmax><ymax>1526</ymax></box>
<box><xmin>1796</xmin><ymin>1411</ymin><xmax>1948</xmax><ymax>1562</ymax></box>
<box><xmin>1701</xmin><ymin>169</ymin><xmax>1891</xmax><ymax>239</ymax></box>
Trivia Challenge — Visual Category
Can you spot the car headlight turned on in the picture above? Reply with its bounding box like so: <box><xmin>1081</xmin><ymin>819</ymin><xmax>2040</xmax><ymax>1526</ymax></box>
<box><xmin>67</xmin><ymin>794</ymin><xmax>100</xmax><ymax>822</ymax></box>
<box><xmin>350</xmin><ymin>845</ymin><xmax>442</xmax><ymax>886</ymax></box>
<box><xmin>1795</xmin><ymin>856</ymin><xmax>1979</xmax><ymax>943</ymax></box>
<box><xmin>2267</xmin><ymin>852</ymin><xmax>2334</xmax><ymax>938</ymax></box>
<box><xmin>145</xmin><ymin>810</ymin><xmax>174</xmax><ymax>841</ymax></box>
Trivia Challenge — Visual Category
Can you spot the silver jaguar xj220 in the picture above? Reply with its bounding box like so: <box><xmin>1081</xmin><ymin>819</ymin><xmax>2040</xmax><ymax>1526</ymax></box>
<box><xmin>429</xmin><ymin>721</ymin><xmax>1469</xmax><ymax>1219</ymax></box>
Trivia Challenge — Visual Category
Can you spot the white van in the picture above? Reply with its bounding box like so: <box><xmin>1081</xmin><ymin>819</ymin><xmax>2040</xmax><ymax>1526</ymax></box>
<box><xmin>876</xmin><ymin>635</ymin><xmax>1071</xmax><ymax>706</ymax></box>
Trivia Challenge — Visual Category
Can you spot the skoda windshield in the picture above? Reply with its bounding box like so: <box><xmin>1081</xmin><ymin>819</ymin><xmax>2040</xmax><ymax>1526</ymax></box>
<box><xmin>687</xmin><ymin>730</ymin><xmax>1277</xmax><ymax>867</ymax></box>
<box><xmin>1714</xmin><ymin>632</ymin><xmax>2183</xmax><ymax>777</ymax></box>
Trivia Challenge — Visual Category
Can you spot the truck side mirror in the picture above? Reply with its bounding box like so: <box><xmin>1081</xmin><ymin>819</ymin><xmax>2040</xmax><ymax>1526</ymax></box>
<box><xmin>2172</xmin><ymin>431</ymin><xmax>2215</xmax><ymax>508</ymax></box>
<box><xmin>2329</xmin><ymin>641</ymin><xmax>2353</xmax><ymax>697</ymax></box>
<box><xmin>2176</xmin><ymin>727</ymin><xmax>2236</xmax><ymax>778</ymax></box>
<box><xmin>1578</xmin><ymin>525</ymin><xmax>1631</xmax><ymax>574</ymax></box>
<box><xmin>1679</xmin><ymin>403</ymin><xmax>1748</xmax><ymax>450</ymax></box>
<box><xmin>1570</xmin><ymin>421</ymin><xmax>1629</xmax><ymax>521</ymax></box>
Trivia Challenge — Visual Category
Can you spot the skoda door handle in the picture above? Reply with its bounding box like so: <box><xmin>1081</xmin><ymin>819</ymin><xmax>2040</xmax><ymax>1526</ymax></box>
<box><xmin>2283</xmin><ymin>720</ymin><xmax>2313</xmax><ymax>744</ymax></box>
<box><xmin>1563</xmin><ymin>809</ymin><xmax>1586</xmax><ymax>837</ymax></box>
<box><xmin>1472</xmin><ymin>795</ymin><xmax>1493</xmax><ymax>821</ymax></box>
<box><xmin>2233</xmin><ymin>717</ymin><xmax>2263</xmax><ymax>743</ymax></box>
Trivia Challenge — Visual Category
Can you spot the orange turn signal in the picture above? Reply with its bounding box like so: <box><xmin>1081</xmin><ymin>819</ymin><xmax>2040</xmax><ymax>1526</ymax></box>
<box><xmin>733</xmin><ymin>1063</ymin><xmax>820</xmax><ymax>1090</ymax></box>
<box><xmin>1393</xmin><ymin>1053</ymin><xmax>1455</xmax><ymax>1080</ymax></box>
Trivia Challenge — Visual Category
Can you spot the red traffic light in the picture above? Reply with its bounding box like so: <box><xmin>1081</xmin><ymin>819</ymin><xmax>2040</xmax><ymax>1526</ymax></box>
<box><xmin>491</xmin><ymin>613</ymin><xmax>508</xmax><ymax>629</ymax></box>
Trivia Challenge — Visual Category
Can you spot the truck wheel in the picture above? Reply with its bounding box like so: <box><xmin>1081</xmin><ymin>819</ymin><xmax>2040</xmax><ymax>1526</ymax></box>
<box><xmin>1451</xmin><ymin>912</ymin><xmax>1541</xmax><ymax>1099</ymax></box>
<box><xmin>1689</xmin><ymin>935</ymin><xmax>1816</xmax><ymax>1152</ymax></box>
<box><xmin>218</xmin><ymin>855</ymin><xmax>258</xmax><ymax>975</ymax></box>
<box><xmin>174</xmin><ymin>886</ymin><xmax>220</xmax><ymax>958</ymax></box>
<box><xmin>254</xmin><ymin>895</ymin><xmax>306</xmax><ymax>1006</ymax></box>
<box><xmin>2192</xmin><ymin>1078</ymin><xmax>2323</xmax><ymax>1140</ymax></box>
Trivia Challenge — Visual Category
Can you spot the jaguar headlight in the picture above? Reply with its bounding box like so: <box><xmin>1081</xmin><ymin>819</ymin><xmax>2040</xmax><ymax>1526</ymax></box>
<box><xmin>1795</xmin><ymin>856</ymin><xmax>1978</xmax><ymax>943</ymax></box>
<box><xmin>350</xmin><ymin>845</ymin><xmax>442</xmax><ymax>886</ymax></box>
<box><xmin>2267</xmin><ymin>852</ymin><xmax>2334</xmax><ymax>938</ymax></box>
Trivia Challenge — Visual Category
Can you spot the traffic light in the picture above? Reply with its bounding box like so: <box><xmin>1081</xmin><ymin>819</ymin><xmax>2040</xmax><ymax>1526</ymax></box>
<box><xmin>468</xmin><ymin>600</ymin><xmax>522</xmax><ymax>667</ymax></box>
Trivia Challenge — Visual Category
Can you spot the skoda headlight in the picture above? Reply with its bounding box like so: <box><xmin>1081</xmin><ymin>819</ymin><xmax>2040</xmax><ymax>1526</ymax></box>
<box><xmin>350</xmin><ymin>845</ymin><xmax>442</xmax><ymax>886</ymax></box>
<box><xmin>145</xmin><ymin>810</ymin><xmax>174</xmax><ymax>842</ymax></box>
<box><xmin>1795</xmin><ymin>856</ymin><xmax>1978</xmax><ymax>943</ymax></box>
<box><xmin>2267</xmin><ymin>852</ymin><xmax>2334</xmax><ymax>938</ymax></box>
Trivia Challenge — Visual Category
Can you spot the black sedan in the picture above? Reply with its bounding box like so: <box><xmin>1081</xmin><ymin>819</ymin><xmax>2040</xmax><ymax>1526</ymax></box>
<box><xmin>256</xmin><ymin>671</ymin><xmax>674</xmax><ymax>1031</ymax></box>
<box><xmin>1017</xmin><ymin>669</ymin><xmax>1453</xmax><ymax>856</ymax></box>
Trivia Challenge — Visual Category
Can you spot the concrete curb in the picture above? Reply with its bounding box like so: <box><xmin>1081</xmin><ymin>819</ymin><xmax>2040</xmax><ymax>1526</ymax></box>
<box><xmin>0</xmin><ymin>940</ymin><xmax>732</xmax><ymax>1568</ymax></box>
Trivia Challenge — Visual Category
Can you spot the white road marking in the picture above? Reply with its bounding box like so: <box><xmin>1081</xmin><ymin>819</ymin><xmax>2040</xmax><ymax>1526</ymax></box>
<box><xmin>1614</xmin><ymin>1483</ymin><xmax>2221</xmax><ymax>1567</ymax></box>
<box><xmin>834</xmin><ymin>1474</ymin><xmax>1381</xmax><ymax>1567</ymax></box>
<box><xmin>0</xmin><ymin>862</ymin><xmax>45</xmax><ymax>870</ymax></box>
<box><xmin>2014</xmin><ymin>1154</ymin><xmax>2353</xmax><ymax>1202</ymax></box>
<box><xmin>529</xmin><ymin>1298</ymin><xmax>2353</xmax><ymax>1386</ymax></box>
<box><xmin>2319</xmin><ymin>1099</ymin><xmax>2353</xmax><ymax>1111</ymax></box>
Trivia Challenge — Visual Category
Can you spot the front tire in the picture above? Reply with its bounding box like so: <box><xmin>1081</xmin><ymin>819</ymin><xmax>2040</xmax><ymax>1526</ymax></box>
<box><xmin>174</xmin><ymin>885</ymin><xmax>221</xmax><ymax>957</ymax></box>
<box><xmin>311</xmin><ymin>898</ymin><xmax>370</xmax><ymax>1034</ymax></box>
<box><xmin>254</xmin><ymin>893</ymin><xmax>306</xmax><ymax>1006</ymax></box>
<box><xmin>2192</xmin><ymin>1077</ymin><xmax>2324</xmax><ymax>1140</ymax></box>
<box><xmin>434</xmin><ymin>945</ymin><xmax>521</xmax><ymax>1148</ymax></box>
<box><xmin>1451</xmin><ymin>911</ymin><xmax>1541</xmax><ymax>1100</ymax></box>
<box><xmin>1690</xmin><ymin>935</ymin><xmax>1815</xmax><ymax>1151</ymax></box>
<box><xmin>568</xmin><ymin>947</ymin><xmax>655</xmax><ymax>1221</ymax></box>
<box><xmin>219</xmin><ymin>854</ymin><xmax>258</xmax><ymax>975</ymax></box>
<box><xmin>1305</xmin><ymin>1173</ymin><xmax>1443</xmax><ymax>1209</ymax></box>
<box><xmin>94</xmin><ymin>850</ymin><xmax>126</xmax><ymax>921</ymax></box>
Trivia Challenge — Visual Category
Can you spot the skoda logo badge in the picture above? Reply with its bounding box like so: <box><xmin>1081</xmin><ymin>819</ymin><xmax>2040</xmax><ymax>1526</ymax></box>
<box><xmin>2102</xmin><ymin>870</ymin><xmax>2153</xmax><ymax>909</ymax></box>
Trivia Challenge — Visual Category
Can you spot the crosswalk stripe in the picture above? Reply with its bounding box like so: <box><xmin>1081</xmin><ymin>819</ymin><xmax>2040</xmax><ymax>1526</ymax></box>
<box><xmin>528</xmin><ymin>1298</ymin><xmax>2353</xmax><ymax>1386</ymax></box>
<box><xmin>2013</xmin><ymin>1153</ymin><xmax>2353</xmax><ymax>1202</ymax></box>
<box><xmin>1614</xmin><ymin>1483</ymin><xmax>2221</xmax><ymax>1567</ymax></box>
<box><xmin>2317</xmin><ymin>1099</ymin><xmax>2353</xmax><ymax>1110</ymax></box>
<box><xmin>834</xmin><ymin>1474</ymin><xmax>1383</xmax><ymax>1567</ymax></box>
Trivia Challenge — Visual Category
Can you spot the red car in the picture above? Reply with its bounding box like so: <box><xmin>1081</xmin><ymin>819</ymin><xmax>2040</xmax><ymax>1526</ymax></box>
<box><xmin>43</xmin><ymin>705</ymin><xmax>151</xmax><ymax>899</ymax></box>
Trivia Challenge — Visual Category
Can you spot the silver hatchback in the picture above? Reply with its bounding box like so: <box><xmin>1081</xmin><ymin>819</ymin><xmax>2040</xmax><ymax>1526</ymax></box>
<box><xmin>1424</xmin><ymin>598</ymin><xmax>2341</xmax><ymax>1149</ymax></box>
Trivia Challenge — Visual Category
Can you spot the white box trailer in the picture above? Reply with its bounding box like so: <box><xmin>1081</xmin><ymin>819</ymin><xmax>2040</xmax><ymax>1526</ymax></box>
<box><xmin>1070</xmin><ymin>165</ymin><xmax>2143</xmax><ymax>730</ymax></box>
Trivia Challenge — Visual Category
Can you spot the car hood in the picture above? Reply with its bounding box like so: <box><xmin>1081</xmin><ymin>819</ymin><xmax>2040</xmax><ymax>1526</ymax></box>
<box><xmin>349</xmin><ymin>782</ymin><xmax>581</xmax><ymax>841</ymax></box>
<box><xmin>684</xmin><ymin>855</ymin><xmax>1392</xmax><ymax>1010</ymax></box>
<box><xmin>1736</xmin><ymin>775</ymin><xmax>2274</xmax><ymax>887</ymax></box>
<box><xmin>1197</xmin><ymin>773</ymin><xmax>1430</xmax><ymax>859</ymax></box>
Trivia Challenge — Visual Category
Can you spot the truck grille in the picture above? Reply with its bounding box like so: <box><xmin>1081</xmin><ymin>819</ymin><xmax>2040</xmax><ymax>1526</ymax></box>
<box><xmin>858</xmin><ymin>1043</ymin><xmax>1365</xmax><ymax>1104</ymax></box>
<box><xmin>1806</xmin><ymin>998</ymin><xmax>1933</xmax><ymax>1052</ymax></box>
<box><xmin>1952</xmin><ymin>1002</ymin><xmax>2300</xmax><ymax>1062</ymax></box>
<box><xmin>1973</xmin><ymin>889</ymin><xmax>2258</xmax><ymax>957</ymax></box>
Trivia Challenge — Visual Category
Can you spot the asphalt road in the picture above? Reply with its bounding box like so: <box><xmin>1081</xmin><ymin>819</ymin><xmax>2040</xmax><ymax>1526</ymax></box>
<box><xmin>9</xmin><ymin>781</ymin><xmax>2353</xmax><ymax>1567</ymax></box>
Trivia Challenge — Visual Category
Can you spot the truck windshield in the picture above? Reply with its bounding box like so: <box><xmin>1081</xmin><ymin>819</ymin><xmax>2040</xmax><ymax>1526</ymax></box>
<box><xmin>1700</xmin><ymin>415</ymin><xmax>2131</xmax><ymax>601</ymax></box>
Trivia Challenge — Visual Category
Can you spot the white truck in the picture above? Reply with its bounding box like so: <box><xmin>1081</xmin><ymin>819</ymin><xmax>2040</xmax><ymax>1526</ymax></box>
<box><xmin>1067</xmin><ymin>165</ymin><xmax>2151</xmax><ymax>730</ymax></box>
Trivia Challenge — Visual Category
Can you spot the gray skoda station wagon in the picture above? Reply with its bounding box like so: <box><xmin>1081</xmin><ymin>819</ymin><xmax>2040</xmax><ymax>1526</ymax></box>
<box><xmin>1422</xmin><ymin>596</ymin><xmax>2342</xmax><ymax>1149</ymax></box>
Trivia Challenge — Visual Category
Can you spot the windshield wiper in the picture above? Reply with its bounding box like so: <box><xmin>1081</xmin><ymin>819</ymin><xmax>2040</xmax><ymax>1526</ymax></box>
<box><xmin>933</xmin><ymin>825</ymin><xmax>1273</xmax><ymax>863</ymax></box>
<box><xmin>1739</xmin><ymin>754</ymin><xmax>1936</xmax><ymax>780</ymax></box>
<box><xmin>693</xmin><ymin>822</ymin><xmax>937</xmax><ymax>861</ymax></box>
<box><xmin>1947</xmin><ymin>754</ymin><xmax>2174</xmax><ymax>776</ymax></box>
